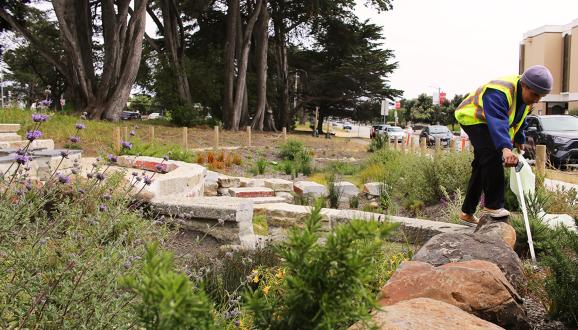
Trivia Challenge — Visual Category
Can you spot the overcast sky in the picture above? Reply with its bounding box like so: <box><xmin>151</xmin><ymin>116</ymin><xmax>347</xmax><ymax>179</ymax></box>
<box><xmin>355</xmin><ymin>0</ymin><xmax>578</xmax><ymax>100</ymax></box>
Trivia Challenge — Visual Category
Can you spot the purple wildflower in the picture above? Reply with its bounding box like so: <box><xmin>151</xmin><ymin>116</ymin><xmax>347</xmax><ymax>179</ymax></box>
<box><xmin>25</xmin><ymin>182</ymin><xmax>33</xmax><ymax>191</ymax></box>
<box><xmin>32</xmin><ymin>114</ymin><xmax>49</xmax><ymax>122</ymax></box>
<box><xmin>26</xmin><ymin>130</ymin><xmax>42</xmax><ymax>141</ymax></box>
<box><xmin>107</xmin><ymin>154</ymin><xmax>118</xmax><ymax>163</ymax></box>
<box><xmin>132</xmin><ymin>171</ymin><xmax>138</xmax><ymax>176</ymax></box>
<box><xmin>135</xmin><ymin>176</ymin><xmax>142</xmax><ymax>182</ymax></box>
<box><xmin>24</xmin><ymin>165</ymin><xmax>31</xmax><ymax>171</ymax></box>
<box><xmin>71</xmin><ymin>168</ymin><xmax>79</xmax><ymax>175</ymax></box>
<box><xmin>15</xmin><ymin>154</ymin><xmax>30</xmax><ymax>165</ymax></box>
<box><xmin>57</xmin><ymin>173</ymin><xmax>70</xmax><ymax>184</ymax></box>
<box><xmin>99</xmin><ymin>204</ymin><xmax>108</xmax><ymax>212</ymax></box>
<box><xmin>144</xmin><ymin>176</ymin><xmax>153</xmax><ymax>185</ymax></box>
<box><xmin>155</xmin><ymin>164</ymin><xmax>164</xmax><ymax>172</ymax></box>
<box><xmin>96</xmin><ymin>173</ymin><xmax>105</xmax><ymax>181</ymax></box>
<box><xmin>121</xmin><ymin>140</ymin><xmax>132</xmax><ymax>150</ymax></box>
<box><xmin>69</xmin><ymin>136</ymin><xmax>80</xmax><ymax>143</ymax></box>
<box><xmin>16</xmin><ymin>148</ymin><xmax>25</xmax><ymax>155</ymax></box>
<box><xmin>87</xmin><ymin>173</ymin><xmax>94</xmax><ymax>179</ymax></box>
<box><xmin>163</xmin><ymin>155</ymin><xmax>170</xmax><ymax>161</ymax></box>
<box><xmin>75</xmin><ymin>123</ymin><xmax>86</xmax><ymax>130</ymax></box>
<box><xmin>123</xmin><ymin>261</ymin><xmax>132</xmax><ymax>269</ymax></box>
<box><xmin>60</xmin><ymin>150</ymin><xmax>69</xmax><ymax>158</ymax></box>
<box><xmin>103</xmin><ymin>194</ymin><xmax>111</xmax><ymax>200</ymax></box>
<box><xmin>129</xmin><ymin>130</ymin><xmax>136</xmax><ymax>136</ymax></box>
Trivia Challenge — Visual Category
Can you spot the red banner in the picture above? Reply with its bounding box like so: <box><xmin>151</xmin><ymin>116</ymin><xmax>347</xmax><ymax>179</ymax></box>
<box><xmin>439</xmin><ymin>92</ymin><xmax>446</xmax><ymax>105</ymax></box>
<box><xmin>395</xmin><ymin>101</ymin><xmax>401</xmax><ymax>109</ymax></box>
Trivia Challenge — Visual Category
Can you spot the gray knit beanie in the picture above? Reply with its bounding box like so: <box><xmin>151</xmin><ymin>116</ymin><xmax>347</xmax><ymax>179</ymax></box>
<box><xmin>521</xmin><ymin>65</ymin><xmax>553</xmax><ymax>95</ymax></box>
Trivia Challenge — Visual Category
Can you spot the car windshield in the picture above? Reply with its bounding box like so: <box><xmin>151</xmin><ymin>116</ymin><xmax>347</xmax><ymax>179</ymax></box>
<box><xmin>388</xmin><ymin>127</ymin><xmax>403</xmax><ymax>132</ymax></box>
<box><xmin>430</xmin><ymin>126</ymin><xmax>449</xmax><ymax>133</ymax></box>
<box><xmin>540</xmin><ymin>116</ymin><xmax>578</xmax><ymax>131</ymax></box>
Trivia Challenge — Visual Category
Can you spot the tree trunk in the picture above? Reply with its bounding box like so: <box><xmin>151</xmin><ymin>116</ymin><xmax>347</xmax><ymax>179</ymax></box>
<box><xmin>251</xmin><ymin>0</ymin><xmax>269</xmax><ymax>131</ymax></box>
<box><xmin>223</xmin><ymin>0</ymin><xmax>239</xmax><ymax>129</ymax></box>
<box><xmin>230</xmin><ymin>0</ymin><xmax>262</xmax><ymax>131</ymax></box>
<box><xmin>158</xmin><ymin>0</ymin><xmax>193</xmax><ymax>106</ymax></box>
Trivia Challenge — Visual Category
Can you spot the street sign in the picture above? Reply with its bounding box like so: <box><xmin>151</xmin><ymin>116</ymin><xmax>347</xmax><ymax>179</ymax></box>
<box><xmin>439</xmin><ymin>92</ymin><xmax>446</xmax><ymax>105</ymax></box>
<box><xmin>381</xmin><ymin>100</ymin><xmax>390</xmax><ymax>116</ymax></box>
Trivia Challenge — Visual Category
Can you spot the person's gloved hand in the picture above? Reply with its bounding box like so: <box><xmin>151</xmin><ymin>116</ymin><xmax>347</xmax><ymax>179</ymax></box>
<box><xmin>502</xmin><ymin>148</ymin><xmax>518</xmax><ymax>167</ymax></box>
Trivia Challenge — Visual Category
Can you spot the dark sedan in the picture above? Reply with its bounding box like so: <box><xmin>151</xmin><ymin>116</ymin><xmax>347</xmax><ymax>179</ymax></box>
<box><xmin>420</xmin><ymin>125</ymin><xmax>454</xmax><ymax>147</ymax></box>
<box><xmin>121</xmin><ymin>111</ymin><xmax>141</xmax><ymax>120</ymax></box>
<box><xmin>523</xmin><ymin>115</ymin><xmax>578</xmax><ymax>167</ymax></box>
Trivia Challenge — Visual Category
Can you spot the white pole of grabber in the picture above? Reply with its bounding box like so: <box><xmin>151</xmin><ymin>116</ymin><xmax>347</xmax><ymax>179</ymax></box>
<box><xmin>515</xmin><ymin>164</ymin><xmax>536</xmax><ymax>264</ymax></box>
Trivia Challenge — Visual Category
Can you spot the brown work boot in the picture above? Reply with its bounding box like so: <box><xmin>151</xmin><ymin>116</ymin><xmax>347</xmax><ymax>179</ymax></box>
<box><xmin>459</xmin><ymin>212</ymin><xmax>479</xmax><ymax>227</ymax></box>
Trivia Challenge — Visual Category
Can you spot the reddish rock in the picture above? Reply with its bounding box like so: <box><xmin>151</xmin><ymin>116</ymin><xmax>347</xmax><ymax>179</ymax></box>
<box><xmin>378</xmin><ymin>260</ymin><xmax>529</xmax><ymax>329</ymax></box>
<box><xmin>474</xmin><ymin>216</ymin><xmax>517</xmax><ymax>249</ymax></box>
<box><xmin>228</xmin><ymin>187</ymin><xmax>275</xmax><ymax>198</ymax></box>
<box><xmin>350</xmin><ymin>298</ymin><xmax>504</xmax><ymax>330</ymax></box>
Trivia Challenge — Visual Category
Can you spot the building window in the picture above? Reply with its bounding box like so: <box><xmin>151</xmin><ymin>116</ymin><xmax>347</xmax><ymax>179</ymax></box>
<box><xmin>562</xmin><ymin>34</ymin><xmax>571</xmax><ymax>92</ymax></box>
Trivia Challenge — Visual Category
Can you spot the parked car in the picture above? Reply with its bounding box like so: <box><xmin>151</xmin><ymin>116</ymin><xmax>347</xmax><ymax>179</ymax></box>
<box><xmin>343</xmin><ymin>124</ymin><xmax>353</xmax><ymax>130</ymax></box>
<box><xmin>522</xmin><ymin>115</ymin><xmax>578</xmax><ymax>167</ymax></box>
<box><xmin>385</xmin><ymin>126</ymin><xmax>405</xmax><ymax>142</ymax></box>
<box><xmin>147</xmin><ymin>112</ymin><xmax>161</xmax><ymax>120</ymax></box>
<box><xmin>420</xmin><ymin>125</ymin><xmax>454</xmax><ymax>146</ymax></box>
<box><xmin>370</xmin><ymin>124</ymin><xmax>390</xmax><ymax>138</ymax></box>
<box><xmin>121</xmin><ymin>111</ymin><xmax>141</xmax><ymax>120</ymax></box>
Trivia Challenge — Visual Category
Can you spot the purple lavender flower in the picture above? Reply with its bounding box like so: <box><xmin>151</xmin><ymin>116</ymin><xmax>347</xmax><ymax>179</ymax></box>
<box><xmin>99</xmin><ymin>204</ymin><xmax>108</xmax><ymax>212</ymax></box>
<box><xmin>25</xmin><ymin>182</ymin><xmax>33</xmax><ymax>191</ymax></box>
<box><xmin>144</xmin><ymin>176</ymin><xmax>153</xmax><ymax>185</ymax></box>
<box><xmin>135</xmin><ymin>176</ymin><xmax>142</xmax><ymax>182</ymax></box>
<box><xmin>96</xmin><ymin>173</ymin><xmax>105</xmax><ymax>181</ymax></box>
<box><xmin>87</xmin><ymin>173</ymin><xmax>94</xmax><ymax>179</ymax></box>
<box><xmin>132</xmin><ymin>171</ymin><xmax>138</xmax><ymax>176</ymax></box>
<box><xmin>75</xmin><ymin>123</ymin><xmax>86</xmax><ymax>130</ymax></box>
<box><xmin>155</xmin><ymin>164</ymin><xmax>164</xmax><ymax>172</ymax></box>
<box><xmin>24</xmin><ymin>165</ymin><xmax>31</xmax><ymax>171</ymax></box>
<box><xmin>69</xmin><ymin>136</ymin><xmax>80</xmax><ymax>143</ymax></box>
<box><xmin>103</xmin><ymin>194</ymin><xmax>111</xmax><ymax>200</ymax></box>
<box><xmin>129</xmin><ymin>130</ymin><xmax>136</xmax><ymax>136</ymax></box>
<box><xmin>16</xmin><ymin>148</ymin><xmax>25</xmax><ymax>155</ymax></box>
<box><xmin>40</xmin><ymin>99</ymin><xmax>51</xmax><ymax>107</ymax></box>
<box><xmin>71</xmin><ymin>168</ymin><xmax>79</xmax><ymax>175</ymax></box>
<box><xmin>15</xmin><ymin>154</ymin><xmax>30</xmax><ymax>165</ymax></box>
<box><xmin>32</xmin><ymin>114</ymin><xmax>49</xmax><ymax>122</ymax></box>
<box><xmin>26</xmin><ymin>130</ymin><xmax>42</xmax><ymax>141</ymax></box>
<box><xmin>107</xmin><ymin>154</ymin><xmax>118</xmax><ymax>163</ymax></box>
<box><xmin>57</xmin><ymin>173</ymin><xmax>70</xmax><ymax>184</ymax></box>
<box><xmin>163</xmin><ymin>155</ymin><xmax>170</xmax><ymax>161</ymax></box>
<box><xmin>121</xmin><ymin>140</ymin><xmax>132</xmax><ymax>150</ymax></box>
<box><xmin>60</xmin><ymin>150</ymin><xmax>69</xmax><ymax>158</ymax></box>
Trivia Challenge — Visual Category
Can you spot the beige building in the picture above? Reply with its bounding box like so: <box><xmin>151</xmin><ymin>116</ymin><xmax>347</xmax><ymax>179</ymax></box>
<box><xmin>520</xmin><ymin>19</ymin><xmax>578</xmax><ymax>114</ymax></box>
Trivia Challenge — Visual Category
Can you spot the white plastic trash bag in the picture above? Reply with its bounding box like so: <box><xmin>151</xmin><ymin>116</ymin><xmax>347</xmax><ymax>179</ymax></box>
<box><xmin>509</xmin><ymin>151</ymin><xmax>535</xmax><ymax>202</ymax></box>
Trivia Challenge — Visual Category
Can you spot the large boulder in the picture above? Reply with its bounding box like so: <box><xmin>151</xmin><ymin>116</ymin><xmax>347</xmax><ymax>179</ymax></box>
<box><xmin>350</xmin><ymin>298</ymin><xmax>504</xmax><ymax>330</ymax></box>
<box><xmin>412</xmin><ymin>233</ymin><xmax>526</xmax><ymax>289</ymax></box>
<box><xmin>378</xmin><ymin>260</ymin><xmax>529</xmax><ymax>329</ymax></box>
<box><xmin>474</xmin><ymin>216</ymin><xmax>517</xmax><ymax>249</ymax></box>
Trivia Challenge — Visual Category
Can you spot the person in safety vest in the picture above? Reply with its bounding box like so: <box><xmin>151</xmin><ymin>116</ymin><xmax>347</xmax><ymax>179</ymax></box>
<box><xmin>454</xmin><ymin>65</ymin><xmax>552</xmax><ymax>226</ymax></box>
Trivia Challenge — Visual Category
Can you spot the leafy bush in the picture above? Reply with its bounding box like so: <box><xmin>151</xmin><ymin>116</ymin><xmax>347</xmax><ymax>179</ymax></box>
<box><xmin>170</xmin><ymin>105</ymin><xmax>219</xmax><ymax>127</ymax></box>
<box><xmin>326</xmin><ymin>173</ymin><xmax>341</xmax><ymax>208</ymax></box>
<box><xmin>122</xmin><ymin>243</ymin><xmax>214</xmax><ymax>330</ymax></box>
<box><xmin>278</xmin><ymin>139</ymin><xmax>306</xmax><ymax>161</ymax></box>
<box><xmin>251</xmin><ymin>158</ymin><xmax>268</xmax><ymax>175</ymax></box>
<box><xmin>511</xmin><ymin>214</ymin><xmax>555</xmax><ymax>257</ymax></box>
<box><xmin>324</xmin><ymin>161</ymin><xmax>360</xmax><ymax>176</ymax></box>
<box><xmin>244</xmin><ymin>201</ymin><xmax>398</xmax><ymax>329</ymax></box>
<box><xmin>542</xmin><ymin>227</ymin><xmax>578</xmax><ymax>327</ymax></box>
<box><xmin>368</xmin><ymin>133</ymin><xmax>387</xmax><ymax>152</ymax></box>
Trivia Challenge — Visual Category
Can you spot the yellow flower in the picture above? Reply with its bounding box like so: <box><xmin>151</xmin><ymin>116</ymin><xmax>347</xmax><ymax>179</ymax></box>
<box><xmin>275</xmin><ymin>269</ymin><xmax>285</xmax><ymax>279</ymax></box>
<box><xmin>263</xmin><ymin>285</ymin><xmax>270</xmax><ymax>295</ymax></box>
<box><xmin>252</xmin><ymin>274</ymin><xmax>259</xmax><ymax>283</ymax></box>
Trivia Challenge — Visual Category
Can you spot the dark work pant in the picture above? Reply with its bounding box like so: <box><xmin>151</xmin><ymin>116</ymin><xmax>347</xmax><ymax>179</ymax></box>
<box><xmin>461</xmin><ymin>124</ymin><xmax>505</xmax><ymax>214</ymax></box>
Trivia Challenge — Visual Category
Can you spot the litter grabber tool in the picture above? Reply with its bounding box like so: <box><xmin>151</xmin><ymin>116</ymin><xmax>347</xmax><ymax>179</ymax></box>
<box><xmin>509</xmin><ymin>153</ymin><xmax>537</xmax><ymax>264</ymax></box>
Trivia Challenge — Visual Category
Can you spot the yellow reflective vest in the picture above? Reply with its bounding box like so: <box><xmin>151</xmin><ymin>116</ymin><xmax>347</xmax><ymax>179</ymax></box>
<box><xmin>454</xmin><ymin>75</ymin><xmax>530</xmax><ymax>141</ymax></box>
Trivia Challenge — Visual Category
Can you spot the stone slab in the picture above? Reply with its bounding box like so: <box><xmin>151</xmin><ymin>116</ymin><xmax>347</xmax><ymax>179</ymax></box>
<box><xmin>240</xmin><ymin>177</ymin><xmax>265</xmax><ymax>187</ymax></box>
<box><xmin>264</xmin><ymin>178</ymin><xmax>294</xmax><ymax>192</ymax></box>
<box><xmin>0</xmin><ymin>124</ymin><xmax>20</xmax><ymax>133</ymax></box>
<box><xmin>363</xmin><ymin>182</ymin><xmax>385</xmax><ymax>196</ymax></box>
<box><xmin>0</xmin><ymin>139</ymin><xmax>54</xmax><ymax>150</ymax></box>
<box><xmin>0</xmin><ymin>133</ymin><xmax>22</xmax><ymax>141</ymax></box>
<box><xmin>229</xmin><ymin>187</ymin><xmax>275</xmax><ymax>198</ymax></box>
<box><xmin>294</xmin><ymin>180</ymin><xmax>327</xmax><ymax>197</ymax></box>
<box><xmin>118</xmin><ymin>156</ymin><xmax>178</xmax><ymax>173</ymax></box>
<box><xmin>334</xmin><ymin>181</ymin><xmax>359</xmax><ymax>200</ymax></box>
<box><xmin>218</xmin><ymin>175</ymin><xmax>240</xmax><ymax>188</ymax></box>
<box><xmin>150</xmin><ymin>196</ymin><xmax>256</xmax><ymax>248</ymax></box>
<box><xmin>275</xmin><ymin>191</ymin><xmax>294</xmax><ymax>203</ymax></box>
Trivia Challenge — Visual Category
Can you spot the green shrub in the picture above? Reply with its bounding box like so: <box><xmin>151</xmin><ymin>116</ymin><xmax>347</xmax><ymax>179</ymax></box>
<box><xmin>325</xmin><ymin>161</ymin><xmax>360</xmax><ymax>176</ymax></box>
<box><xmin>542</xmin><ymin>227</ymin><xmax>578</xmax><ymax>327</ymax></box>
<box><xmin>251</xmin><ymin>158</ymin><xmax>268</xmax><ymax>175</ymax></box>
<box><xmin>511</xmin><ymin>214</ymin><xmax>556</xmax><ymax>257</ymax></box>
<box><xmin>280</xmin><ymin>160</ymin><xmax>294</xmax><ymax>175</ymax></box>
<box><xmin>368</xmin><ymin>133</ymin><xmax>387</xmax><ymax>152</ymax></box>
<box><xmin>170</xmin><ymin>105</ymin><xmax>219</xmax><ymax>127</ymax></box>
<box><xmin>244</xmin><ymin>201</ymin><xmax>398</xmax><ymax>329</ymax></box>
<box><xmin>121</xmin><ymin>243</ymin><xmax>215</xmax><ymax>330</ymax></box>
<box><xmin>326</xmin><ymin>173</ymin><xmax>341</xmax><ymax>208</ymax></box>
<box><xmin>278</xmin><ymin>139</ymin><xmax>306</xmax><ymax>161</ymax></box>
